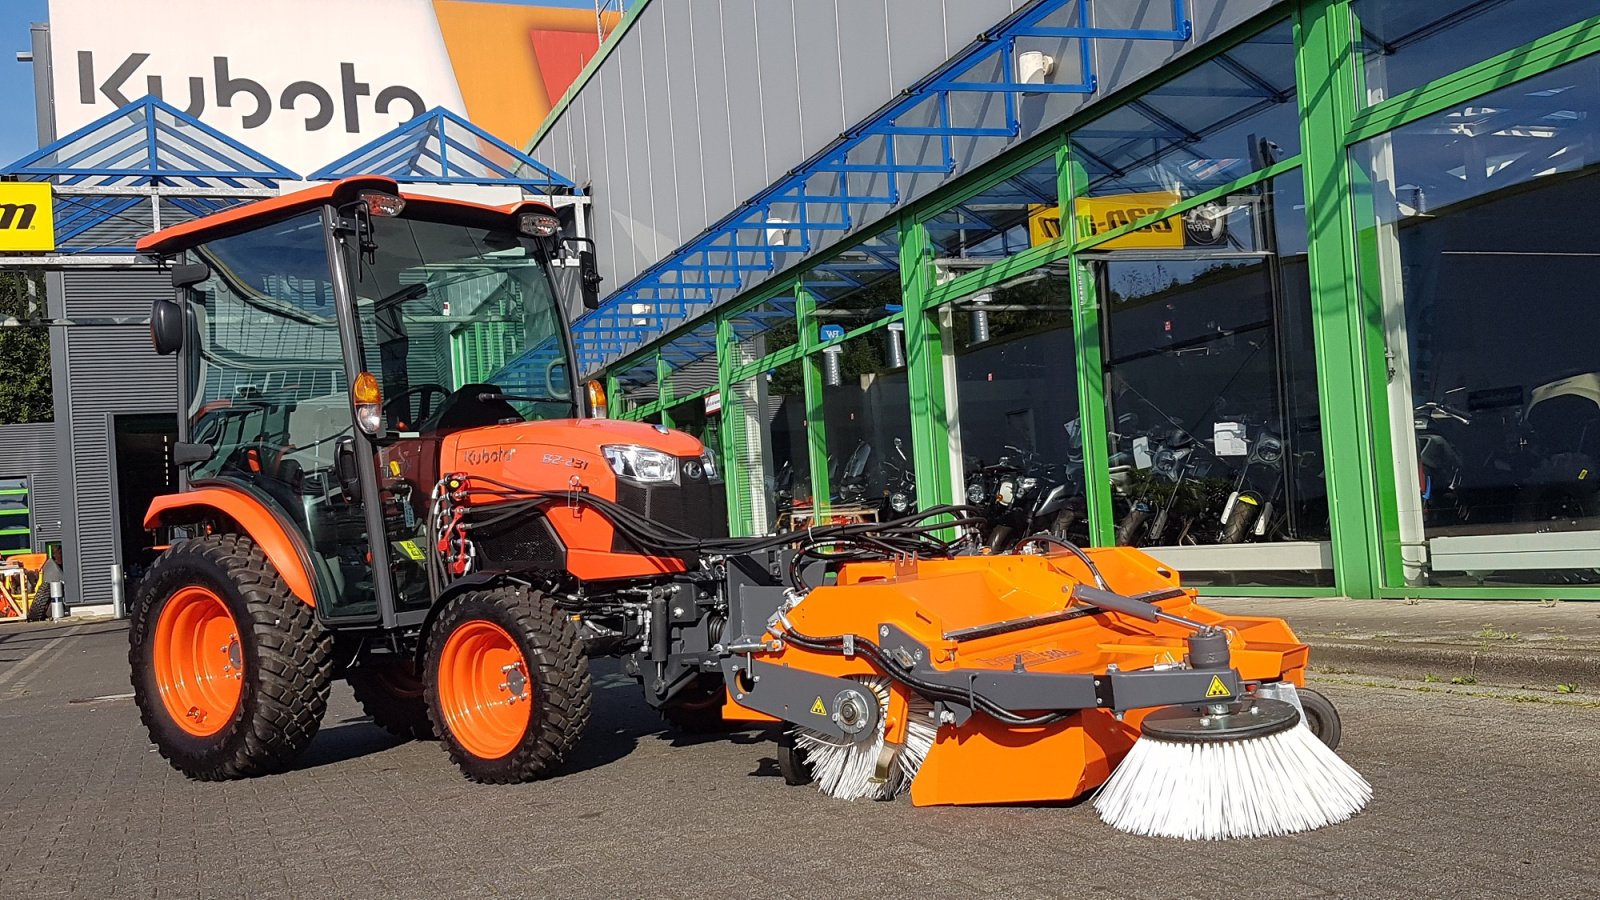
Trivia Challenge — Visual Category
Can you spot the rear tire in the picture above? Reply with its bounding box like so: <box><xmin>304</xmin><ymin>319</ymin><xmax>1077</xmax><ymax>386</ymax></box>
<box><xmin>129</xmin><ymin>534</ymin><xmax>333</xmax><ymax>780</ymax></box>
<box><xmin>425</xmin><ymin>586</ymin><xmax>591</xmax><ymax>783</ymax></box>
<box><xmin>659</xmin><ymin>675</ymin><xmax>734</xmax><ymax>734</ymax></box>
<box><xmin>1299</xmin><ymin>688</ymin><xmax>1342</xmax><ymax>750</ymax></box>
<box><xmin>25</xmin><ymin>591</ymin><xmax>50</xmax><ymax>622</ymax></box>
<box><xmin>349</xmin><ymin>659</ymin><xmax>434</xmax><ymax>740</ymax></box>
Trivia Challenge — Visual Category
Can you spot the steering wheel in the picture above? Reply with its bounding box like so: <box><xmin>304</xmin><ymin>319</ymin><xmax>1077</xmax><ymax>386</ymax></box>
<box><xmin>384</xmin><ymin>384</ymin><xmax>450</xmax><ymax>432</ymax></box>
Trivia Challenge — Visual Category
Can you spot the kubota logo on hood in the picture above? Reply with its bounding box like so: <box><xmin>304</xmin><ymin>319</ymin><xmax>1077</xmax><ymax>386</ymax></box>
<box><xmin>463</xmin><ymin>447</ymin><xmax>516</xmax><ymax>466</ymax></box>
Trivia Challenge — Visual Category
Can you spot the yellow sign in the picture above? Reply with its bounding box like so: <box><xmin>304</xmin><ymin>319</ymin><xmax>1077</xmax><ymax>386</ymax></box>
<box><xmin>0</xmin><ymin>183</ymin><xmax>54</xmax><ymax>252</ymax></box>
<box><xmin>809</xmin><ymin>696</ymin><xmax>828</xmax><ymax>716</ymax></box>
<box><xmin>395</xmin><ymin>540</ymin><xmax>427</xmax><ymax>562</ymax></box>
<box><xmin>1076</xmin><ymin>191</ymin><xmax>1183</xmax><ymax>250</ymax></box>
<box><xmin>1027</xmin><ymin>203</ymin><xmax>1065</xmax><ymax>245</ymax></box>
<box><xmin>1205</xmin><ymin>675</ymin><xmax>1232</xmax><ymax>699</ymax></box>
<box><xmin>1029</xmin><ymin>191</ymin><xmax>1185</xmax><ymax>251</ymax></box>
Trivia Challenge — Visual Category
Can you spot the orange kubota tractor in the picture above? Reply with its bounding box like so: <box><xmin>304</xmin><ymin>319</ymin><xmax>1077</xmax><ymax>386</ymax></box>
<box><xmin>130</xmin><ymin>177</ymin><xmax>1341</xmax><ymax>802</ymax></box>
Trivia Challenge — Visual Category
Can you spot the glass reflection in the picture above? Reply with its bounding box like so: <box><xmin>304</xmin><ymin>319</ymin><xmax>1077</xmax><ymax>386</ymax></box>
<box><xmin>1092</xmin><ymin>174</ymin><xmax>1328</xmax><ymax>584</ymax></box>
<box><xmin>1355</xmin><ymin>55</ymin><xmax>1600</xmax><ymax>585</ymax></box>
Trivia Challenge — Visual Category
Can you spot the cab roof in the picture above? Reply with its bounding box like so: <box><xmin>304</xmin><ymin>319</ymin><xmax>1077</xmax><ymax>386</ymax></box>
<box><xmin>136</xmin><ymin>176</ymin><xmax>558</xmax><ymax>258</ymax></box>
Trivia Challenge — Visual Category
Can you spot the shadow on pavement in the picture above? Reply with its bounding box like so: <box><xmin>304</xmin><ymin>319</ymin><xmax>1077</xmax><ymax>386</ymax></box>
<box><xmin>293</xmin><ymin>720</ymin><xmax>409</xmax><ymax>771</ymax></box>
<box><xmin>0</xmin><ymin>621</ymin><xmax>127</xmax><ymax>647</ymax></box>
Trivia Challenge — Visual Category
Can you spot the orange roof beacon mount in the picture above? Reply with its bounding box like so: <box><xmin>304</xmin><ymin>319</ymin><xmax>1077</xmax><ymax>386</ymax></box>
<box><xmin>128</xmin><ymin>177</ymin><xmax>1367</xmax><ymax>841</ymax></box>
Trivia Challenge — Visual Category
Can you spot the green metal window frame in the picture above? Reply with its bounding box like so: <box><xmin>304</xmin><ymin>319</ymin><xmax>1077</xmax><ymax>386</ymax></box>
<box><xmin>1300</xmin><ymin>0</ymin><xmax>1600</xmax><ymax>600</ymax></box>
<box><xmin>593</xmin><ymin>1</ymin><xmax>1600</xmax><ymax>597</ymax></box>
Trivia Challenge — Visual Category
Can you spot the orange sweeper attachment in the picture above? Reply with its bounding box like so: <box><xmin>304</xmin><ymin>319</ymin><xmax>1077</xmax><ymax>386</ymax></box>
<box><xmin>128</xmin><ymin>180</ymin><xmax>1366</xmax><ymax>841</ymax></box>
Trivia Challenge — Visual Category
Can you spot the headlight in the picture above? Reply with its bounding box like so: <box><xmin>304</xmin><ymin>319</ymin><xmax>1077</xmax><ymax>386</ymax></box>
<box><xmin>889</xmin><ymin>492</ymin><xmax>912</xmax><ymax>514</ymax></box>
<box><xmin>966</xmin><ymin>482</ymin><xmax>987</xmax><ymax>505</ymax></box>
<box><xmin>1018</xmin><ymin>477</ymin><xmax>1039</xmax><ymax>492</ymax></box>
<box><xmin>602</xmin><ymin>444</ymin><xmax>678</xmax><ymax>483</ymax></box>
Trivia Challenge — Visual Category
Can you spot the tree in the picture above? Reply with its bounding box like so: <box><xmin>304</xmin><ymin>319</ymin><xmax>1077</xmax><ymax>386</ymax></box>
<box><xmin>0</xmin><ymin>270</ymin><xmax>52</xmax><ymax>425</ymax></box>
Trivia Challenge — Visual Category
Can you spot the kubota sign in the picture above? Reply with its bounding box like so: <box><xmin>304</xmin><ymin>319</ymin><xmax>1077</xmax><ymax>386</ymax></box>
<box><xmin>0</xmin><ymin>183</ymin><xmax>55</xmax><ymax>252</ymax></box>
<box><xmin>48</xmin><ymin>0</ymin><xmax>617</xmax><ymax>176</ymax></box>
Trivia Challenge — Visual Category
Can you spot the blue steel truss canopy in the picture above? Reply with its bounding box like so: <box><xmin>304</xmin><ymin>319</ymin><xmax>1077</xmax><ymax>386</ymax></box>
<box><xmin>569</xmin><ymin>0</ymin><xmax>1193</xmax><ymax>374</ymax></box>
<box><xmin>0</xmin><ymin>95</ymin><xmax>297</xmax><ymax>264</ymax></box>
<box><xmin>309</xmin><ymin>107</ymin><xmax>578</xmax><ymax>192</ymax></box>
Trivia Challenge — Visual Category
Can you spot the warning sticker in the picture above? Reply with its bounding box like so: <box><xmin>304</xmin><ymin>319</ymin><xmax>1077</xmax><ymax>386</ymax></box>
<box><xmin>809</xmin><ymin>697</ymin><xmax>828</xmax><ymax>716</ymax></box>
<box><xmin>388</xmin><ymin>460</ymin><xmax>402</xmax><ymax>477</ymax></box>
<box><xmin>1205</xmin><ymin>675</ymin><xmax>1232</xmax><ymax>699</ymax></box>
<box><xmin>395</xmin><ymin>540</ymin><xmax>426</xmax><ymax>562</ymax></box>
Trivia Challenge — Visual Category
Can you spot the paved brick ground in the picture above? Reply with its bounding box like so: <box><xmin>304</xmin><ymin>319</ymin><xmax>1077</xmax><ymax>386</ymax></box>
<box><xmin>3</xmin><ymin>619</ymin><xmax>1598</xmax><ymax>899</ymax></box>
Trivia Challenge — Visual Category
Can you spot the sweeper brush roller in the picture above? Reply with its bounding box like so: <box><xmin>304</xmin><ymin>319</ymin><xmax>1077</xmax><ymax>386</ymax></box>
<box><xmin>718</xmin><ymin>545</ymin><xmax>1368</xmax><ymax>837</ymax></box>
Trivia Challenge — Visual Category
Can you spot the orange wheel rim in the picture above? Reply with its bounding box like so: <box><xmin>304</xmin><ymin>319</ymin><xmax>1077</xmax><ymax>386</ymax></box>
<box><xmin>438</xmin><ymin>620</ymin><xmax>533</xmax><ymax>759</ymax></box>
<box><xmin>152</xmin><ymin>586</ymin><xmax>244</xmax><ymax>737</ymax></box>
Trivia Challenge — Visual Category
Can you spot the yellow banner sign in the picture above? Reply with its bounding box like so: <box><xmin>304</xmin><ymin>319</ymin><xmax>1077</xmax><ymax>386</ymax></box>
<box><xmin>1028</xmin><ymin>191</ymin><xmax>1184</xmax><ymax>251</ymax></box>
<box><xmin>0</xmin><ymin>183</ymin><xmax>54</xmax><ymax>252</ymax></box>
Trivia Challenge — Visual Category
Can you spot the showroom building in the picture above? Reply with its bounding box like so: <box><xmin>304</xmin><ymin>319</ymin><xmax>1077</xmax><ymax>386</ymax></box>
<box><xmin>534</xmin><ymin>0</ymin><xmax>1600</xmax><ymax>599</ymax></box>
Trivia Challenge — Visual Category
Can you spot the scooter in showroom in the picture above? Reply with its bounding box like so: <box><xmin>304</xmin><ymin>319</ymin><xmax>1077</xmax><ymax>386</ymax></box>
<box><xmin>881</xmin><ymin>437</ymin><xmax>918</xmax><ymax>519</ymax></box>
<box><xmin>1113</xmin><ymin>424</ymin><xmax>1231</xmax><ymax>547</ymax></box>
<box><xmin>964</xmin><ymin>443</ymin><xmax>1085</xmax><ymax>553</ymax></box>
<box><xmin>1216</xmin><ymin>422</ymin><xmax>1288</xmax><ymax>544</ymax></box>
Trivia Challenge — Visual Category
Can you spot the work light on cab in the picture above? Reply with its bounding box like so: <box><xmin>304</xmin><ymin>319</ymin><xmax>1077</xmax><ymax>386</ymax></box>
<box><xmin>353</xmin><ymin>371</ymin><xmax>383</xmax><ymax>435</ymax></box>
<box><xmin>358</xmin><ymin>190</ymin><xmax>406</xmax><ymax>218</ymax></box>
<box><xmin>519</xmin><ymin>212</ymin><xmax>561</xmax><ymax>237</ymax></box>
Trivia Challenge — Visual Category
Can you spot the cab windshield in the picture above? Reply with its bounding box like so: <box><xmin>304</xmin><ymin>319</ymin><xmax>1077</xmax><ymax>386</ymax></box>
<box><xmin>354</xmin><ymin>215</ymin><xmax>576</xmax><ymax>429</ymax></box>
<box><xmin>182</xmin><ymin>209</ymin><xmax>573</xmax><ymax>482</ymax></box>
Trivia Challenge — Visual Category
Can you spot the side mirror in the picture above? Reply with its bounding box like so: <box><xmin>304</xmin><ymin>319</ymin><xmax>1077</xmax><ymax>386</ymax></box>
<box><xmin>578</xmin><ymin>249</ymin><xmax>602</xmax><ymax>310</ymax></box>
<box><xmin>150</xmin><ymin>297</ymin><xmax>184</xmax><ymax>355</ymax></box>
<box><xmin>563</xmin><ymin>237</ymin><xmax>603</xmax><ymax>310</ymax></box>
<box><xmin>334</xmin><ymin>437</ymin><xmax>362</xmax><ymax>504</ymax></box>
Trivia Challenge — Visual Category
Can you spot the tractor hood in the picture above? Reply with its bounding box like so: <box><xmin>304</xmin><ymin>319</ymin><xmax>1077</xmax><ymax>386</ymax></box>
<box><xmin>439</xmin><ymin>418</ymin><xmax>711</xmax><ymax>493</ymax></box>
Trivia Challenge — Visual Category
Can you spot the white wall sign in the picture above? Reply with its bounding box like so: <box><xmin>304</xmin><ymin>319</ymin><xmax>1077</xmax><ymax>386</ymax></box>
<box><xmin>48</xmin><ymin>0</ymin><xmax>470</xmax><ymax>176</ymax></box>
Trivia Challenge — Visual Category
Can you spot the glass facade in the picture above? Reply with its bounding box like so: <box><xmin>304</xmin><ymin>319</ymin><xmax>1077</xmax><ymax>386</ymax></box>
<box><xmin>603</xmin><ymin>3</ymin><xmax>1600</xmax><ymax>598</ymax></box>
<box><xmin>1356</xmin><ymin>53</ymin><xmax>1600</xmax><ymax>587</ymax></box>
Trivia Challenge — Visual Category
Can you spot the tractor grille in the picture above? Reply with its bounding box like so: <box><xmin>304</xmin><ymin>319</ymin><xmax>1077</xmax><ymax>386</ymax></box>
<box><xmin>613</xmin><ymin>468</ymin><xmax>728</xmax><ymax>549</ymax></box>
<box><xmin>471</xmin><ymin>511</ymin><xmax>567</xmax><ymax>571</ymax></box>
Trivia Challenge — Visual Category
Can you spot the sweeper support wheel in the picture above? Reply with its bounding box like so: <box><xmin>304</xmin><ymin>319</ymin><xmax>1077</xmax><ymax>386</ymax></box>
<box><xmin>129</xmin><ymin>534</ymin><xmax>333</xmax><ymax>780</ymax></box>
<box><xmin>1298</xmin><ymin>688</ymin><xmax>1342</xmax><ymax>750</ymax></box>
<box><xmin>424</xmin><ymin>586</ymin><xmax>592</xmax><ymax>783</ymax></box>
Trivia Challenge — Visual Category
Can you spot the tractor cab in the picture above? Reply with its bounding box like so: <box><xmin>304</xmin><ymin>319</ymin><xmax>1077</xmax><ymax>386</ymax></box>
<box><xmin>140</xmin><ymin>177</ymin><xmax>596</xmax><ymax>627</ymax></box>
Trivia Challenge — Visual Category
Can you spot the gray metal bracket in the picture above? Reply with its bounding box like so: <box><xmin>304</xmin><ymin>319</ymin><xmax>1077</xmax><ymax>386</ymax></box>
<box><xmin>720</xmin><ymin>657</ymin><xmax>880</xmax><ymax>742</ymax></box>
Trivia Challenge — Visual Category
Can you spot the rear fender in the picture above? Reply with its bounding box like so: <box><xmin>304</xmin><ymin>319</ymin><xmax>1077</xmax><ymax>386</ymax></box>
<box><xmin>143</xmin><ymin>487</ymin><xmax>318</xmax><ymax>607</ymax></box>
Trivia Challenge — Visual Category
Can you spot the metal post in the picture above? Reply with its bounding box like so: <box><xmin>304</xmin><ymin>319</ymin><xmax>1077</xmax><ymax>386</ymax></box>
<box><xmin>1295</xmin><ymin>0</ymin><xmax>1385</xmax><ymax>598</ymax></box>
<box><xmin>109</xmin><ymin>563</ymin><xmax>124</xmax><ymax>619</ymax></box>
<box><xmin>50</xmin><ymin>577</ymin><xmax>66</xmax><ymax>621</ymax></box>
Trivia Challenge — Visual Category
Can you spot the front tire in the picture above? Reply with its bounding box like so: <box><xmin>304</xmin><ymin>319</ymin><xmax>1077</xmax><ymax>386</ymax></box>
<box><xmin>129</xmin><ymin>534</ymin><xmax>333</xmax><ymax>780</ymax></box>
<box><xmin>425</xmin><ymin>586</ymin><xmax>591</xmax><ymax>783</ymax></box>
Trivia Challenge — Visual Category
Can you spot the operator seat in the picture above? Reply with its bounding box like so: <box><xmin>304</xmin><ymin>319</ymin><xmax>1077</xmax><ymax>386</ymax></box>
<box><xmin>392</xmin><ymin>385</ymin><xmax>523</xmax><ymax>525</ymax></box>
<box><xmin>419</xmin><ymin>383</ymin><xmax>522</xmax><ymax>436</ymax></box>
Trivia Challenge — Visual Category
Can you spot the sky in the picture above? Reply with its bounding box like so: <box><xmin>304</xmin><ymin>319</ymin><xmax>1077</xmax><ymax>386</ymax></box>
<box><xmin>0</xmin><ymin>0</ymin><xmax>618</xmax><ymax>166</ymax></box>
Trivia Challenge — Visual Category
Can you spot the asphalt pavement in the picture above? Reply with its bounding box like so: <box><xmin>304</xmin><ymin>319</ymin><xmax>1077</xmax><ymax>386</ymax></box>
<box><xmin>2</xmin><ymin>618</ymin><xmax>1597</xmax><ymax>899</ymax></box>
